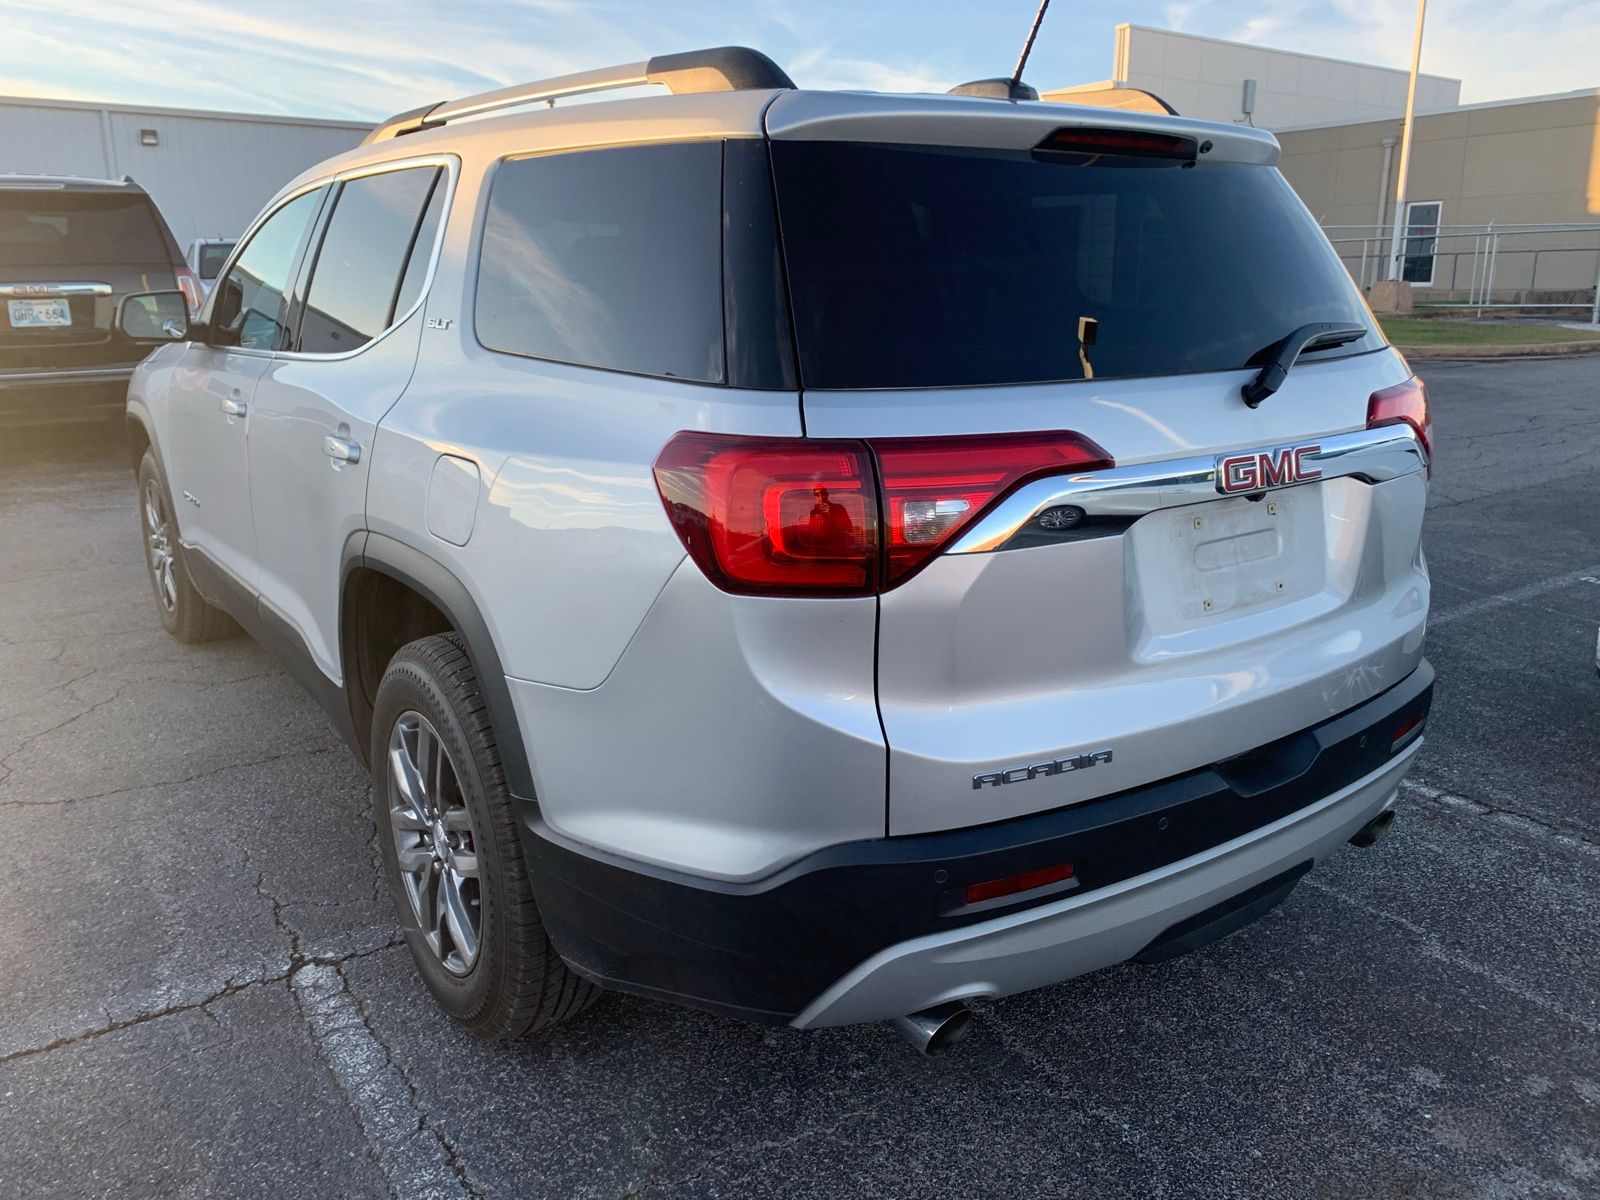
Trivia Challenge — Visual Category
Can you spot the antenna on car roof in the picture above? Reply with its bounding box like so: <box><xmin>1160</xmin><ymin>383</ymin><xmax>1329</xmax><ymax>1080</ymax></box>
<box><xmin>948</xmin><ymin>0</ymin><xmax>1050</xmax><ymax>101</ymax></box>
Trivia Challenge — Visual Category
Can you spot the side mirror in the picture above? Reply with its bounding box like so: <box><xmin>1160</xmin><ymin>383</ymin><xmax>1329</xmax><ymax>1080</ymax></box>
<box><xmin>115</xmin><ymin>290</ymin><xmax>192</xmax><ymax>344</ymax></box>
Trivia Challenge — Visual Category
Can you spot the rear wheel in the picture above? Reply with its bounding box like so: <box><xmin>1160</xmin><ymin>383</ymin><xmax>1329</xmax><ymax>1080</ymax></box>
<box><xmin>136</xmin><ymin>448</ymin><xmax>236</xmax><ymax>643</ymax></box>
<box><xmin>372</xmin><ymin>634</ymin><xmax>600</xmax><ymax>1038</ymax></box>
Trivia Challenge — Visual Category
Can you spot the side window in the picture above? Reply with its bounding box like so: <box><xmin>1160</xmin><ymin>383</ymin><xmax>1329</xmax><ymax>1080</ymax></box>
<box><xmin>298</xmin><ymin>166</ymin><xmax>443</xmax><ymax>355</ymax></box>
<box><xmin>212</xmin><ymin>189</ymin><xmax>324</xmax><ymax>351</ymax></box>
<box><xmin>476</xmin><ymin>142</ymin><xmax>724</xmax><ymax>383</ymax></box>
<box><xmin>392</xmin><ymin>176</ymin><xmax>447</xmax><ymax>321</ymax></box>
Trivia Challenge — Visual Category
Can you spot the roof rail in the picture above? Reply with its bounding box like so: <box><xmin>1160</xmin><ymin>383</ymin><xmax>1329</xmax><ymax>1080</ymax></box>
<box><xmin>364</xmin><ymin>46</ymin><xmax>794</xmax><ymax>144</ymax></box>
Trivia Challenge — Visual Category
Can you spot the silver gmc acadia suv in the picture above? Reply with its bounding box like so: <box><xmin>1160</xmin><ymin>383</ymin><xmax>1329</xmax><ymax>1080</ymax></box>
<box><xmin>120</xmin><ymin>47</ymin><xmax>1434</xmax><ymax>1054</ymax></box>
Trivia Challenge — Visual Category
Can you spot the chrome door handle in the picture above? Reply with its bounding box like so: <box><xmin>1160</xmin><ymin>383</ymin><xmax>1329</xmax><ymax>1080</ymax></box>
<box><xmin>220</xmin><ymin>395</ymin><xmax>247</xmax><ymax>417</ymax></box>
<box><xmin>323</xmin><ymin>435</ymin><xmax>362</xmax><ymax>464</ymax></box>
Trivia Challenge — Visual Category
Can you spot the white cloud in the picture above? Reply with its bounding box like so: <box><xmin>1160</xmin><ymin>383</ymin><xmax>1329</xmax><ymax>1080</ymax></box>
<box><xmin>787</xmin><ymin>46</ymin><xmax>953</xmax><ymax>93</ymax></box>
<box><xmin>1162</xmin><ymin>2</ymin><xmax>1205</xmax><ymax>33</ymax></box>
<box><xmin>1221</xmin><ymin>0</ymin><xmax>1600</xmax><ymax>102</ymax></box>
<box><xmin>0</xmin><ymin>0</ymin><xmax>1594</xmax><ymax>117</ymax></box>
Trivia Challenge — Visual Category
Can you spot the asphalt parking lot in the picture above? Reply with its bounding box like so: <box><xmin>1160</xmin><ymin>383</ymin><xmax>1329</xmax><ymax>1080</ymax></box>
<box><xmin>2</xmin><ymin>357</ymin><xmax>1598</xmax><ymax>1199</ymax></box>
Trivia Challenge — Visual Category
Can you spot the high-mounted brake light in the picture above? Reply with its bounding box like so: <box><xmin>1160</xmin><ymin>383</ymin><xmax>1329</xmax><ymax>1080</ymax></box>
<box><xmin>1035</xmin><ymin>127</ymin><xmax>1198</xmax><ymax>163</ymax></box>
<box><xmin>1367</xmin><ymin>376</ymin><xmax>1433</xmax><ymax>476</ymax></box>
<box><xmin>653</xmin><ymin>431</ymin><xmax>1113</xmax><ymax>596</ymax></box>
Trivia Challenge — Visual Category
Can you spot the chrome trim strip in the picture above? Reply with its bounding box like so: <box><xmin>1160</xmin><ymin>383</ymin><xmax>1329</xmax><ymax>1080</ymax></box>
<box><xmin>0</xmin><ymin>366</ymin><xmax>136</xmax><ymax>386</ymax></box>
<box><xmin>0</xmin><ymin>282</ymin><xmax>113</xmax><ymax>297</ymax></box>
<box><xmin>949</xmin><ymin>425</ymin><xmax>1426</xmax><ymax>554</ymax></box>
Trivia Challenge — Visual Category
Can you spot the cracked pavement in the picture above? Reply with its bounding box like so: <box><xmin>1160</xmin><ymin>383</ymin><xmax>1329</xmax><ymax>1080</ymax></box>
<box><xmin>2</xmin><ymin>357</ymin><xmax>1598</xmax><ymax>1198</ymax></box>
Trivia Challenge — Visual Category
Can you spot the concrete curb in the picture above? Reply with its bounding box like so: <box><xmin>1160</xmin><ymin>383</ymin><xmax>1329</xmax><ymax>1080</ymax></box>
<box><xmin>1395</xmin><ymin>339</ymin><xmax>1600</xmax><ymax>360</ymax></box>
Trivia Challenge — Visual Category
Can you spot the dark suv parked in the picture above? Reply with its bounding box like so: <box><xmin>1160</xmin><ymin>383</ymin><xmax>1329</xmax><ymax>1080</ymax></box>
<box><xmin>1</xmin><ymin>175</ymin><xmax>199</xmax><ymax>428</ymax></box>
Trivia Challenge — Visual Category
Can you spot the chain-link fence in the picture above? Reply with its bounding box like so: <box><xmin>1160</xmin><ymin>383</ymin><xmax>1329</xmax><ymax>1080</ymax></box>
<box><xmin>1322</xmin><ymin>222</ymin><xmax>1600</xmax><ymax>323</ymax></box>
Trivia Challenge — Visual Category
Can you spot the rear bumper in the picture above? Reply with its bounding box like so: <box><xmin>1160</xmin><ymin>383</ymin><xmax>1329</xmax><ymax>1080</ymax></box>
<box><xmin>518</xmin><ymin>660</ymin><xmax>1432</xmax><ymax>1026</ymax></box>
<box><xmin>0</xmin><ymin>366</ymin><xmax>134</xmax><ymax>427</ymax></box>
<box><xmin>793</xmin><ymin>741</ymin><xmax>1416</xmax><ymax>1027</ymax></box>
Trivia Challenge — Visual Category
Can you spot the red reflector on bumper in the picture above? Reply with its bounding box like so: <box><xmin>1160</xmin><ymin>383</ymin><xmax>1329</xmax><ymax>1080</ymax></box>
<box><xmin>964</xmin><ymin>862</ymin><xmax>1074</xmax><ymax>906</ymax></box>
<box><xmin>1392</xmin><ymin>714</ymin><xmax>1425</xmax><ymax>748</ymax></box>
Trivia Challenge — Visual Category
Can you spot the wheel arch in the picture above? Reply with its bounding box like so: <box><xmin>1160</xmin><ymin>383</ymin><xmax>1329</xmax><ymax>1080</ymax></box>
<box><xmin>342</xmin><ymin>533</ymin><xmax>533</xmax><ymax>795</ymax></box>
<box><xmin>125</xmin><ymin>409</ymin><xmax>153</xmax><ymax>476</ymax></box>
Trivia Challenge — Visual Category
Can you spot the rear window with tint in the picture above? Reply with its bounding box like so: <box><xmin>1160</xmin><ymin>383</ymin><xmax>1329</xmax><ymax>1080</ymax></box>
<box><xmin>0</xmin><ymin>191</ymin><xmax>170</xmax><ymax>268</ymax></box>
<box><xmin>770</xmin><ymin>141</ymin><xmax>1382</xmax><ymax>390</ymax></box>
<box><xmin>196</xmin><ymin>243</ymin><xmax>233</xmax><ymax>279</ymax></box>
<box><xmin>475</xmin><ymin>142</ymin><xmax>725</xmax><ymax>383</ymax></box>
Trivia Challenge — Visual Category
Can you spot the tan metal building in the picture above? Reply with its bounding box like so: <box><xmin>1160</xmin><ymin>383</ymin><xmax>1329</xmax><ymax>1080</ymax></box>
<box><xmin>1047</xmin><ymin>25</ymin><xmax>1460</xmax><ymax>130</ymax></box>
<box><xmin>1275</xmin><ymin>90</ymin><xmax>1600</xmax><ymax>304</ymax></box>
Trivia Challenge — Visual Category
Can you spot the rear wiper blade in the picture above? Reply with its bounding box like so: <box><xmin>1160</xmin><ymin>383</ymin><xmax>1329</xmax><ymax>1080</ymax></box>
<box><xmin>1241</xmin><ymin>322</ymin><xmax>1368</xmax><ymax>408</ymax></box>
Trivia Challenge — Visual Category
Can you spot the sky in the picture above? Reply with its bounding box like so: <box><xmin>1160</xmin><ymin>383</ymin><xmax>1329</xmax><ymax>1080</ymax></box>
<box><xmin>0</xmin><ymin>0</ymin><xmax>1595</xmax><ymax>121</ymax></box>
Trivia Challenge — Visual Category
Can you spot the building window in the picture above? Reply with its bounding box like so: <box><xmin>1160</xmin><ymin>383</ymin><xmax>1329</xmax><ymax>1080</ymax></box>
<box><xmin>1401</xmin><ymin>201</ymin><xmax>1441</xmax><ymax>286</ymax></box>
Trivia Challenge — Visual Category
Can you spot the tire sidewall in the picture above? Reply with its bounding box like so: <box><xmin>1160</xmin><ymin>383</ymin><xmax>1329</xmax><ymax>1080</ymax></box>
<box><xmin>371</xmin><ymin>647</ymin><xmax>515</xmax><ymax>1025</ymax></box>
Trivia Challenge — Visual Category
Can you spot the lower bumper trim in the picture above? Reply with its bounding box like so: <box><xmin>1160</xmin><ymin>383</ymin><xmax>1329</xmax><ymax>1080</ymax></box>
<box><xmin>789</xmin><ymin>745</ymin><xmax>1416</xmax><ymax>1028</ymax></box>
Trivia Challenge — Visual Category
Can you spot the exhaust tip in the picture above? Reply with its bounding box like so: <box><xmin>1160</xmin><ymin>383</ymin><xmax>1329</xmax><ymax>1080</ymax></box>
<box><xmin>891</xmin><ymin>1002</ymin><xmax>973</xmax><ymax>1056</ymax></box>
<box><xmin>1349</xmin><ymin>808</ymin><xmax>1397</xmax><ymax>848</ymax></box>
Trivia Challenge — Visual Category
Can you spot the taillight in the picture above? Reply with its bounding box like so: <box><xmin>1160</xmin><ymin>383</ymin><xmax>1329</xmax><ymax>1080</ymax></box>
<box><xmin>653</xmin><ymin>431</ymin><xmax>1113</xmax><ymax>596</ymax></box>
<box><xmin>1367</xmin><ymin>376</ymin><xmax>1433</xmax><ymax>475</ymax></box>
<box><xmin>653</xmin><ymin>433</ymin><xmax>879</xmax><ymax>597</ymax></box>
<box><xmin>872</xmin><ymin>432</ymin><xmax>1112</xmax><ymax>585</ymax></box>
<box><xmin>174</xmin><ymin>265</ymin><xmax>203</xmax><ymax>317</ymax></box>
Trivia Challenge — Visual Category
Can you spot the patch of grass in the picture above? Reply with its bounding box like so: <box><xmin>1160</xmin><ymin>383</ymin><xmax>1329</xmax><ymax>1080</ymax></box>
<box><xmin>1379</xmin><ymin>316</ymin><xmax>1600</xmax><ymax>347</ymax></box>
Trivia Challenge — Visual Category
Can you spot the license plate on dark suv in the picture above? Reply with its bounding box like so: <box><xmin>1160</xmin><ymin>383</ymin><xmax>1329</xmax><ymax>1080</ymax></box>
<box><xmin>7</xmin><ymin>299</ymin><xmax>72</xmax><ymax>328</ymax></box>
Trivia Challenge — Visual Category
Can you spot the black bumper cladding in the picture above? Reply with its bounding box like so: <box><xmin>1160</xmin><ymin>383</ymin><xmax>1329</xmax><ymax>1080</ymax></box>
<box><xmin>517</xmin><ymin>661</ymin><xmax>1433</xmax><ymax>1024</ymax></box>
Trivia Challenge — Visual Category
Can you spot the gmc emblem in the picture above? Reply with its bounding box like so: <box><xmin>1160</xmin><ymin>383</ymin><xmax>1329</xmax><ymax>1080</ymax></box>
<box><xmin>1215</xmin><ymin>444</ymin><xmax>1323</xmax><ymax>495</ymax></box>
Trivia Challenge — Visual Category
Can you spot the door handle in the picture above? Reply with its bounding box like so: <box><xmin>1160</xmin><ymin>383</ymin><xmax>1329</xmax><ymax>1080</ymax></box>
<box><xmin>220</xmin><ymin>395</ymin><xmax>247</xmax><ymax>417</ymax></box>
<box><xmin>323</xmin><ymin>435</ymin><xmax>362</xmax><ymax>464</ymax></box>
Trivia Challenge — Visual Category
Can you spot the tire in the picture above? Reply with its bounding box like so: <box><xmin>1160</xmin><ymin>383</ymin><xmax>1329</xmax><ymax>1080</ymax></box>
<box><xmin>136</xmin><ymin>448</ymin><xmax>237</xmax><ymax>643</ymax></box>
<box><xmin>372</xmin><ymin>633</ymin><xmax>600</xmax><ymax>1039</ymax></box>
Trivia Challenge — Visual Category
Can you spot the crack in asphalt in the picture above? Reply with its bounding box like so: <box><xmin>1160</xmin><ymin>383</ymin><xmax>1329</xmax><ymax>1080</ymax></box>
<box><xmin>0</xmin><ymin>745</ymin><xmax>342</xmax><ymax>809</ymax></box>
<box><xmin>1303</xmin><ymin>876</ymin><xmax>1600</xmax><ymax>1038</ymax></box>
<box><xmin>294</xmin><ymin>961</ymin><xmax>482</xmax><ymax>1200</ymax></box>
<box><xmin>1402</xmin><ymin>777</ymin><xmax>1600</xmax><ymax>858</ymax></box>
<box><xmin>250</xmin><ymin>845</ymin><xmax>476</xmax><ymax>1200</ymax></box>
<box><xmin>0</xmin><ymin>680</ymin><xmax>134</xmax><ymax>779</ymax></box>
<box><xmin>0</xmin><ymin>941</ymin><xmax>398</xmax><ymax>1069</ymax></box>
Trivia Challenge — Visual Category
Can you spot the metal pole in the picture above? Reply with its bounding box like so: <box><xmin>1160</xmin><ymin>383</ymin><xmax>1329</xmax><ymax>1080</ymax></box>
<box><xmin>1591</xmin><ymin>247</ymin><xmax>1599</xmax><ymax>326</ymax></box>
<box><xmin>1385</xmin><ymin>0</ymin><xmax>1429</xmax><ymax>281</ymax></box>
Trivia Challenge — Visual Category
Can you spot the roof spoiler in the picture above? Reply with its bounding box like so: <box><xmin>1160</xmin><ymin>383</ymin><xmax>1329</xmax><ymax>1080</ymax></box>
<box><xmin>364</xmin><ymin>46</ymin><xmax>794</xmax><ymax>144</ymax></box>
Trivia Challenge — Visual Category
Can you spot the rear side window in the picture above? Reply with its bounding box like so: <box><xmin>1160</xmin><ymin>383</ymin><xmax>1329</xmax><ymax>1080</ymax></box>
<box><xmin>298</xmin><ymin>166</ymin><xmax>442</xmax><ymax>355</ymax></box>
<box><xmin>0</xmin><ymin>191</ymin><xmax>169</xmax><ymax>267</ymax></box>
<box><xmin>392</xmin><ymin>176</ymin><xmax>447</xmax><ymax>322</ymax></box>
<box><xmin>770</xmin><ymin>141</ymin><xmax>1382</xmax><ymax>390</ymax></box>
<box><xmin>476</xmin><ymin>142</ymin><xmax>724</xmax><ymax>383</ymax></box>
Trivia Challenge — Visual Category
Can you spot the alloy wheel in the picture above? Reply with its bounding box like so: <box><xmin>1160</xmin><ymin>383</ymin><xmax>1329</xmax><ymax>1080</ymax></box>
<box><xmin>387</xmin><ymin>711</ymin><xmax>482</xmax><ymax>975</ymax></box>
<box><xmin>142</xmin><ymin>477</ymin><xmax>177</xmax><ymax>613</ymax></box>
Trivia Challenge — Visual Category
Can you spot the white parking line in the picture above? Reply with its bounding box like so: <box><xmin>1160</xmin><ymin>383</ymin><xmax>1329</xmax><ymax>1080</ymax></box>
<box><xmin>1428</xmin><ymin>563</ymin><xmax>1600</xmax><ymax>627</ymax></box>
<box><xmin>292</xmin><ymin>963</ymin><xmax>477</xmax><ymax>1200</ymax></box>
